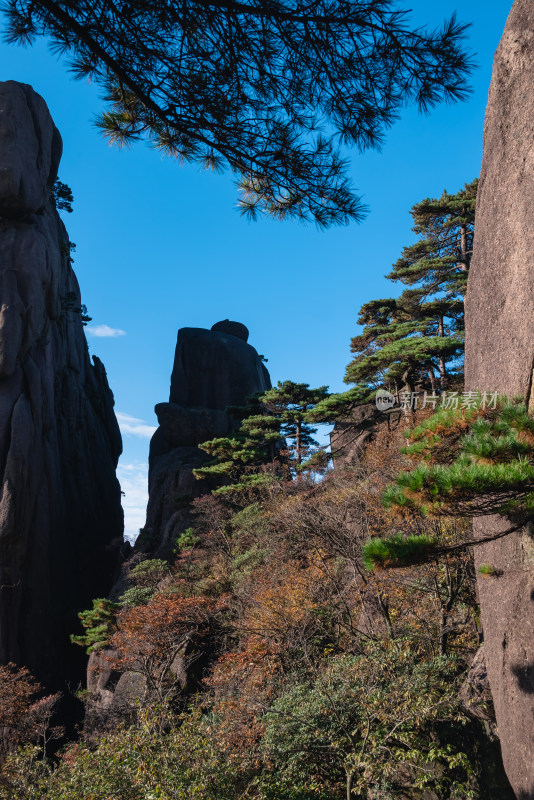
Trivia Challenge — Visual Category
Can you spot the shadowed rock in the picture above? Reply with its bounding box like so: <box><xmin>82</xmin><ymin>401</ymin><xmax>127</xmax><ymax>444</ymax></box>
<box><xmin>0</xmin><ymin>81</ymin><xmax>123</xmax><ymax>692</ymax></box>
<box><xmin>144</xmin><ymin>323</ymin><xmax>271</xmax><ymax>555</ymax></box>
<box><xmin>211</xmin><ymin>318</ymin><xmax>249</xmax><ymax>342</ymax></box>
<box><xmin>330</xmin><ymin>404</ymin><xmax>382</xmax><ymax>468</ymax></box>
<box><xmin>464</xmin><ymin>2</ymin><xmax>534</xmax><ymax>795</ymax></box>
<box><xmin>169</xmin><ymin>326</ymin><xmax>267</xmax><ymax>410</ymax></box>
<box><xmin>0</xmin><ymin>82</ymin><xmax>62</xmax><ymax>216</ymax></box>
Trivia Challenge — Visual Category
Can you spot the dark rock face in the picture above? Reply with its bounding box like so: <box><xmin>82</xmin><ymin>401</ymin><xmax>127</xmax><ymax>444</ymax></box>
<box><xmin>169</xmin><ymin>326</ymin><xmax>268</xmax><ymax>410</ymax></box>
<box><xmin>330</xmin><ymin>404</ymin><xmax>404</xmax><ymax>469</ymax></box>
<box><xmin>330</xmin><ymin>404</ymin><xmax>382</xmax><ymax>468</ymax></box>
<box><xmin>464</xmin><ymin>2</ymin><xmax>534</xmax><ymax>795</ymax></box>
<box><xmin>210</xmin><ymin>319</ymin><xmax>249</xmax><ymax>342</ymax></box>
<box><xmin>459</xmin><ymin>647</ymin><xmax>498</xmax><ymax>731</ymax></box>
<box><xmin>458</xmin><ymin>649</ymin><xmax>516</xmax><ymax>799</ymax></box>
<box><xmin>144</xmin><ymin>324</ymin><xmax>271</xmax><ymax>556</ymax></box>
<box><xmin>86</xmin><ymin>323</ymin><xmax>270</xmax><ymax>728</ymax></box>
<box><xmin>0</xmin><ymin>81</ymin><xmax>123</xmax><ymax>690</ymax></box>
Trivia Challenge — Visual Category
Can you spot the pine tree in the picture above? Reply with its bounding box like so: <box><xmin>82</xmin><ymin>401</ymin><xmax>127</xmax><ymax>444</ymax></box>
<box><xmin>195</xmin><ymin>382</ymin><xmax>330</xmax><ymax>497</ymax></box>
<box><xmin>70</xmin><ymin>598</ymin><xmax>119</xmax><ymax>654</ymax></box>
<box><xmin>193</xmin><ymin>396</ymin><xmax>282</xmax><ymax>501</ymax></box>
<box><xmin>386</xmin><ymin>179</ymin><xmax>477</xmax><ymax>388</ymax></box>
<box><xmin>4</xmin><ymin>1</ymin><xmax>473</xmax><ymax>226</ymax></box>
<box><xmin>344</xmin><ymin>289</ymin><xmax>464</xmax><ymax>398</ymax></box>
<box><xmin>261</xmin><ymin>381</ymin><xmax>329</xmax><ymax>474</ymax></box>
<box><xmin>313</xmin><ymin>180</ymin><xmax>477</xmax><ymax>423</ymax></box>
<box><xmin>388</xmin><ymin>180</ymin><xmax>477</xmax><ymax>292</ymax></box>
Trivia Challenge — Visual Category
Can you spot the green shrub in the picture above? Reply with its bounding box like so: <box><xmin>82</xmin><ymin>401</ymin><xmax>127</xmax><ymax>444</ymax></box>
<box><xmin>173</xmin><ymin>528</ymin><xmax>200</xmax><ymax>554</ymax></box>
<box><xmin>130</xmin><ymin>558</ymin><xmax>169</xmax><ymax>580</ymax></box>
<box><xmin>118</xmin><ymin>586</ymin><xmax>156</xmax><ymax>607</ymax></box>
<box><xmin>70</xmin><ymin>598</ymin><xmax>119</xmax><ymax>654</ymax></box>
<box><xmin>478</xmin><ymin>564</ymin><xmax>503</xmax><ymax>577</ymax></box>
<box><xmin>362</xmin><ymin>533</ymin><xmax>438</xmax><ymax>570</ymax></box>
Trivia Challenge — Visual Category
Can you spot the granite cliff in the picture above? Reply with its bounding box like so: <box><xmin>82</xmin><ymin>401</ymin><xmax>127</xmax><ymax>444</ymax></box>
<box><xmin>86</xmin><ymin>320</ymin><xmax>270</xmax><ymax>725</ymax></box>
<box><xmin>142</xmin><ymin>320</ymin><xmax>271</xmax><ymax>556</ymax></box>
<box><xmin>0</xmin><ymin>81</ymin><xmax>123</xmax><ymax>691</ymax></box>
<box><xmin>464</xmin><ymin>1</ymin><xmax>534</xmax><ymax>796</ymax></box>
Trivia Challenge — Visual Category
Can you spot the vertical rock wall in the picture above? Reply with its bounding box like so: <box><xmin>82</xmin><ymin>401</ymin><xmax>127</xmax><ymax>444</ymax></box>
<box><xmin>0</xmin><ymin>81</ymin><xmax>123</xmax><ymax>690</ymax></box>
<box><xmin>464</xmin><ymin>2</ymin><xmax>534</xmax><ymax>796</ymax></box>
<box><xmin>143</xmin><ymin>321</ymin><xmax>271</xmax><ymax>555</ymax></box>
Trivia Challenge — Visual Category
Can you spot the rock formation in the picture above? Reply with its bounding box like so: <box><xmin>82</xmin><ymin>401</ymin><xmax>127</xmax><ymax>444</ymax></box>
<box><xmin>85</xmin><ymin>320</ymin><xmax>270</xmax><ymax>725</ymax></box>
<box><xmin>330</xmin><ymin>403</ymin><xmax>406</xmax><ymax>469</ymax></box>
<box><xmin>0</xmin><ymin>81</ymin><xmax>123</xmax><ymax>691</ymax></box>
<box><xmin>142</xmin><ymin>320</ymin><xmax>271</xmax><ymax>555</ymax></box>
<box><xmin>464</xmin><ymin>2</ymin><xmax>534</xmax><ymax>795</ymax></box>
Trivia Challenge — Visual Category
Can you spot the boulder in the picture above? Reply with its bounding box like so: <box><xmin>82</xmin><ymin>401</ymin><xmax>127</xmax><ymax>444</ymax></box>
<box><xmin>0</xmin><ymin>81</ymin><xmax>123</xmax><ymax>692</ymax></box>
<box><xmin>464</xmin><ymin>2</ymin><xmax>534</xmax><ymax>795</ymax></box>
<box><xmin>330</xmin><ymin>403</ymin><xmax>382</xmax><ymax>468</ymax></box>
<box><xmin>330</xmin><ymin>403</ymin><xmax>404</xmax><ymax>470</ymax></box>
<box><xmin>211</xmin><ymin>318</ymin><xmax>249</xmax><ymax>342</ymax></box>
<box><xmin>170</xmin><ymin>326</ymin><xmax>269</xmax><ymax>411</ymax></box>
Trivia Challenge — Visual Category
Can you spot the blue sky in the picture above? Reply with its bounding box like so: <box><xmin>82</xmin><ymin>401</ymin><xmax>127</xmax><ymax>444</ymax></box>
<box><xmin>0</xmin><ymin>1</ymin><xmax>511</xmax><ymax>538</ymax></box>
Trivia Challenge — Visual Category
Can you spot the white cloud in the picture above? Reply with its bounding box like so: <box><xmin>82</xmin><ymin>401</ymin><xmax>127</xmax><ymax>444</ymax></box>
<box><xmin>117</xmin><ymin>461</ymin><xmax>148</xmax><ymax>543</ymax></box>
<box><xmin>86</xmin><ymin>324</ymin><xmax>126</xmax><ymax>338</ymax></box>
<box><xmin>116</xmin><ymin>412</ymin><xmax>157</xmax><ymax>439</ymax></box>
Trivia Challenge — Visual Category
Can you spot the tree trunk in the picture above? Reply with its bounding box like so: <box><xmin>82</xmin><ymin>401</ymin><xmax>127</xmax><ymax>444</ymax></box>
<box><xmin>439</xmin><ymin>607</ymin><xmax>448</xmax><ymax>656</ymax></box>
<box><xmin>346</xmin><ymin>769</ymin><xmax>354</xmax><ymax>800</ymax></box>
<box><xmin>437</xmin><ymin>314</ymin><xmax>447</xmax><ymax>389</ymax></box>
<box><xmin>295</xmin><ymin>418</ymin><xmax>302</xmax><ymax>483</ymax></box>
<box><xmin>428</xmin><ymin>368</ymin><xmax>437</xmax><ymax>394</ymax></box>
<box><xmin>377</xmin><ymin>591</ymin><xmax>394</xmax><ymax>639</ymax></box>
<box><xmin>460</xmin><ymin>221</ymin><xmax>469</xmax><ymax>271</ymax></box>
<box><xmin>401</xmin><ymin>370</ymin><xmax>415</xmax><ymax>418</ymax></box>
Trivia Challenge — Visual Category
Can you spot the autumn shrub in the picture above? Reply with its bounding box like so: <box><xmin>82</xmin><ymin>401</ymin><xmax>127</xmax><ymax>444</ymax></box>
<box><xmin>5</xmin><ymin>405</ymin><xmax>491</xmax><ymax>799</ymax></box>
<box><xmin>108</xmin><ymin>593</ymin><xmax>227</xmax><ymax>703</ymax></box>
<box><xmin>0</xmin><ymin>664</ymin><xmax>61</xmax><ymax>765</ymax></box>
<box><xmin>261</xmin><ymin>643</ymin><xmax>476</xmax><ymax>800</ymax></box>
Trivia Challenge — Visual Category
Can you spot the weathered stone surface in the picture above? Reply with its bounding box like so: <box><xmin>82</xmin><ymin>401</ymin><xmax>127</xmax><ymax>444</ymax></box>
<box><xmin>142</xmin><ymin>444</ymin><xmax>211</xmax><ymax>555</ymax></box>
<box><xmin>0</xmin><ymin>81</ymin><xmax>61</xmax><ymax>215</ymax></box>
<box><xmin>152</xmin><ymin>403</ymin><xmax>229</xmax><ymax>450</ymax></box>
<box><xmin>464</xmin><ymin>2</ymin><xmax>534</xmax><ymax>796</ymax></box>
<box><xmin>85</xmin><ymin>646</ymin><xmax>148</xmax><ymax>731</ymax></box>
<box><xmin>330</xmin><ymin>404</ymin><xmax>404</xmax><ymax>469</ymax></box>
<box><xmin>146</xmin><ymin>323</ymin><xmax>271</xmax><ymax>556</ymax></box>
<box><xmin>211</xmin><ymin>318</ymin><xmax>249</xmax><ymax>342</ymax></box>
<box><xmin>0</xmin><ymin>82</ymin><xmax>123</xmax><ymax>692</ymax></box>
<box><xmin>458</xmin><ymin>649</ymin><xmax>516</xmax><ymax>799</ymax></box>
<box><xmin>459</xmin><ymin>646</ymin><xmax>497</xmax><ymax>728</ymax></box>
<box><xmin>330</xmin><ymin>404</ymin><xmax>382</xmax><ymax>468</ymax></box>
<box><xmin>170</xmin><ymin>326</ymin><xmax>269</xmax><ymax>411</ymax></box>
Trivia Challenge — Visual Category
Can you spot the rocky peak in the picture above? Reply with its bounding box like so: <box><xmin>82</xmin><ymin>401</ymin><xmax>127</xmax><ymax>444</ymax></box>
<box><xmin>141</xmin><ymin>321</ymin><xmax>271</xmax><ymax>556</ymax></box>
<box><xmin>0</xmin><ymin>81</ymin><xmax>123</xmax><ymax>692</ymax></box>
